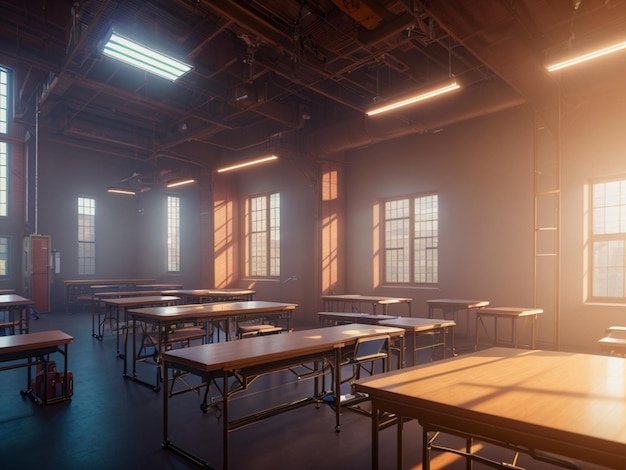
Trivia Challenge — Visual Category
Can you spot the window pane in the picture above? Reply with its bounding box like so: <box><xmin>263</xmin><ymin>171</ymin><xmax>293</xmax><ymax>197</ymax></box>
<box><xmin>385</xmin><ymin>199</ymin><xmax>409</xmax><ymax>283</ymax></box>
<box><xmin>78</xmin><ymin>197</ymin><xmax>95</xmax><ymax>275</ymax></box>
<box><xmin>248</xmin><ymin>193</ymin><xmax>280</xmax><ymax>277</ymax></box>
<box><xmin>591</xmin><ymin>178</ymin><xmax>626</xmax><ymax>299</ymax></box>
<box><xmin>384</xmin><ymin>193</ymin><xmax>438</xmax><ymax>285</ymax></box>
<box><xmin>167</xmin><ymin>196</ymin><xmax>180</xmax><ymax>272</ymax></box>
<box><xmin>0</xmin><ymin>142</ymin><xmax>7</xmax><ymax>216</ymax></box>
<box><xmin>269</xmin><ymin>193</ymin><xmax>280</xmax><ymax>277</ymax></box>
<box><xmin>593</xmin><ymin>240</ymin><xmax>625</xmax><ymax>297</ymax></box>
<box><xmin>0</xmin><ymin>236</ymin><xmax>8</xmax><ymax>277</ymax></box>
<box><xmin>0</xmin><ymin>67</ymin><xmax>7</xmax><ymax>135</ymax></box>
<box><xmin>414</xmin><ymin>194</ymin><xmax>438</xmax><ymax>283</ymax></box>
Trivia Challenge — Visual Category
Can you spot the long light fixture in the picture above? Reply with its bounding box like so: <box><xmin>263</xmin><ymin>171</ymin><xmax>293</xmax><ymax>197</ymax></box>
<box><xmin>546</xmin><ymin>39</ymin><xmax>626</xmax><ymax>72</ymax></box>
<box><xmin>366</xmin><ymin>78</ymin><xmax>460</xmax><ymax>116</ymax></box>
<box><xmin>166</xmin><ymin>177</ymin><xmax>196</xmax><ymax>188</ymax></box>
<box><xmin>103</xmin><ymin>31</ymin><xmax>192</xmax><ymax>81</ymax></box>
<box><xmin>107</xmin><ymin>186</ymin><xmax>137</xmax><ymax>196</ymax></box>
<box><xmin>217</xmin><ymin>155</ymin><xmax>278</xmax><ymax>173</ymax></box>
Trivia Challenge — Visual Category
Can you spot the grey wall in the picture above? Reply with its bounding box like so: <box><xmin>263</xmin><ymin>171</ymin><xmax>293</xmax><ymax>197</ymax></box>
<box><xmin>37</xmin><ymin>142</ymin><xmax>201</xmax><ymax>307</ymax></box>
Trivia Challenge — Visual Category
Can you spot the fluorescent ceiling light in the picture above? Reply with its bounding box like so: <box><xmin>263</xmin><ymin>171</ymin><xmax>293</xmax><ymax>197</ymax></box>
<box><xmin>546</xmin><ymin>39</ymin><xmax>626</xmax><ymax>72</ymax></box>
<box><xmin>107</xmin><ymin>186</ymin><xmax>137</xmax><ymax>195</ymax></box>
<box><xmin>217</xmin><ymin>155</ymin><xmax>279</xmax><ymax>173</ymax></box>
<box><xmin>166</xmin><ymin>177</ymin><xmax>196</xmax><ymax>188</ymax></box>
<box><xmin>103</xmin><ymin>32</ymin><xmax>192</xmax><ymax>81</ymax></box>
<box><xmin>366</xmin><ymin>78</ymin><xmax>460</xmax><ymax>116</ymax></box>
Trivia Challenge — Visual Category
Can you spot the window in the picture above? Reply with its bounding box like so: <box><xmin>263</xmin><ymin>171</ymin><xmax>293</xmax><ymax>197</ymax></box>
<box><xmin>0</xmin><ymin>236</ymin><xmax>9</xmax><ymax>278</ymax></box>
<box><xmin>78</xmin><ymin>197</ymin><xmax>95</xmax><ymax>275</ymax></box>
<box><xmin>0</xmin><ymin>142</ymin><xmax>7</xmax><ymax>217</ymax></box>
<box><xmin>383</xmin><ymin>193</ymin><xmax>438</xmax><ymax>284</ymax></box>
<box><xmin>0</xmin><ymin>66</ymin><xmax>9</xmax><ymax>217</ymax></box>
<box><xmin>590</xmin><ymin>178</ymin><xmax>626</xmax><ymax>299</ymax></box>
<box><xmin>246</xmin><ymin>192</ymin><xmax>280</xmax><ymax>277</ymax></box>
<box><xmin>0</xmin><ymin>66</ymin><xmax>7</xmax><ymax>134</ymax></box>
<box><xmin>167</xmin><ymin>195</ymin><xmax>180</xmax><ymax>272</ymax></box>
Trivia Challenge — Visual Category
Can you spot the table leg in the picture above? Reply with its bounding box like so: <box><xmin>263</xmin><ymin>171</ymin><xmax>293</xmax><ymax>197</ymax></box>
<box><xmin>222</xmin><ymin>370</ymin><xmax>229</xmax><ymax>469</ymax></box>
<box><xmin>397</xmin><ymin>411</ymin><xmax>404</xmax><ymax>470</ymax></box>
<box><xmin>162</xmin><ymin>359</ymin><xmax>172</xmax><ymax>454</ymax></box>
<box><xmin>475</xmin><ymin>315</ymin><xmax>480</xmax><ymax>351</ymax></box>
<box><xmin>372</xmin><ymin>400</ymin><xmax>379</xmax><ymax>470</ymax></box>
<box><xmin>423</xmin><ymin>428</ymin><xmax>430</xmax><ymax>470</ymax></box>
<box><xmin>334</xmin><ymin>347</ymin><xmax>341</xmax><ymax>432</ymax></box>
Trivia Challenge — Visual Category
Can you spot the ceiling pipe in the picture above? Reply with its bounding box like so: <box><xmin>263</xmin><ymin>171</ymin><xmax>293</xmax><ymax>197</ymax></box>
<box><xmin>303</xmin><ymin>79</ymin><xmax>526</xmax><ymax>155</ymax></box>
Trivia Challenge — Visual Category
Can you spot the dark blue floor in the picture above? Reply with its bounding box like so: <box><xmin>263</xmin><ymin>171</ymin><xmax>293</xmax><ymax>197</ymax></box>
<box><xmin>0</xmin><ymin>310</ymin><xmax>609</xmax><ymax>470</ymax></box>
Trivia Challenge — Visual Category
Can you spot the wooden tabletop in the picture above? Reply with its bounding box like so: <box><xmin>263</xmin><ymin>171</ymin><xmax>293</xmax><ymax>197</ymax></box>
<box><xmin>161</xmin><ymin>289</ymin><xmax>256</xmax><ymax>297</ymax></box>
<box><xmin>476</xmin><ymin>306</ymin><xmax>543</xmax><ymax>317</ymax></box>
<box><xmin>0</xmin><ymin>330</ymin><xmax>73</xmax><ymax>354</ymax></box>
<box><xmin>355</xmin><ymin>347</ymin><xmax>626</xmax><ymax>468</ymax></box>
<box><xmin>426</xmin><ymin>299</ymin><xmax>490</xmax><ymax>308</ymax></box>
<box><xmin>378</xmin><ymin>317</ymin><xmax>456</xmax><ymax>331</ymax></box>
<box><xmin>322</xmin><ymin>294</ymin><xmax>412</xmax><ymax>303</ymax></box>
<box><xmin>64</xmin><ymin>278</ymin><xmax>156</xmax><ymax>286</ymax></box>
<box><xmin>162</xmin><ymin>323</ymin><xmax>404</xmax><ymax>372</ymax></box>
<box><xmin>129</xmin><ymin>300</ymin><xmax>296</xmax><ymax>321</ymax></box>
<box><xmin>136</xmin><ymin>284</ymin><xmax>184</xmax><ymax>289</ymax></box>
<box><xmin>100</xmin><ymin>295</ymin><xmax>180</xmax><ymax>307</ymax></box>
<box><xmin>93</xmin><ymin>290</ymin><xmax>162</xmax><ymax>298</ymax></box>
<box><xmin>0</xmin><ymin>294</ymin><xmax>35</xmax><ymax>306</ymax></box>
<box><xmin>318</xmin><ymin>311</ymin><xmax>399</xmax><ymax>323</ymax></box>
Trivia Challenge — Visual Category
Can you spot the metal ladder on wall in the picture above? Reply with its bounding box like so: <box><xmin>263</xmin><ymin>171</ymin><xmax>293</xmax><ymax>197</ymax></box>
<box><xmin>533</xmin><ymin>106</ymin><xmax>561</xmax><ymax>351</ymax></box>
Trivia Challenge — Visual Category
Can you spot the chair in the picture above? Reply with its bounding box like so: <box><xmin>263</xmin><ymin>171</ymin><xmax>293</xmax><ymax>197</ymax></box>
<box><xmin>341</xmin><ymin>335</ymin><xmax>390</xmax><ymax>391</ymax></box>
<box><xmin>237</xmin><ymin>323</ymin><xmax>283</xmax><ymax>339</ymax></box>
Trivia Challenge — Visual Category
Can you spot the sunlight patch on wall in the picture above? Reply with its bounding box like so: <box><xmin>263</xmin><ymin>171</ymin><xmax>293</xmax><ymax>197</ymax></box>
<box><xmin>214</xmin><ymin>197</ymin><xmax>234</xmax><ymax>287</ymax></box>
<box><xmin>322</xmin><ymin>167</ymin><xmax>338</xmax><ymax>293</ymax></box>
<box><xmin>373</xmin><ymin>202</ymin><xmax>380</xmax><ymax>288</ymax></box>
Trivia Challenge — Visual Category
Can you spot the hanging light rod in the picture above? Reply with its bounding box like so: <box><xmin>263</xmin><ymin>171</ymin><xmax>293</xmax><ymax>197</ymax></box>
<box><xmin>546</xmin><ymin>38</ymin><xmax>626</xmax><ymax>72</ymax></box>
<box><xmin>217</xmin><ymin>155</ymin><xmax>279</xmax><ymax>173</ymax></box>
<box><xmin>366</xmin><ymin>78</ymin><xmax>460</xmax><ymax>116</ymax></box>
<box><xmin>107</xmin><ymin>186</ymin><xmax>137</xmax><ymax>196</ymax></box>
<box><xmin>166</xmin><ymin>177</ymin><xmax>196</xmax><ymax>188</ymax></box>
<box><xmin>102</xmin><ymin>31</ymin><xmax>192</xmax><ymax>81</ymax></box>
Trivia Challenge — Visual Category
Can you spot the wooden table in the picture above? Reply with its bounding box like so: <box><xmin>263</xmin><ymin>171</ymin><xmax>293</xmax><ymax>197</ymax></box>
<box><xmin>475</xmin><ymin>307</ymin><xmax>543</xmax><ymax>350</ymax></box>
<box><xmin>378</xmin><ymin>317</ymin><xmax>456</xmax><ymax>366</ymax></box>
<box><xmin>598</xmin><ymin>326</ymin><xmax>626</xmax><ymax>356</ymax></box>
<box><xmin>127</xmin><ymin>300</ymin><xmax>298</xmax><ymax>389</ymax></box>
<box><xmin>161</xmin><ymin>323</ymin><xmax>405</xmax><ymax>469</ymax></box>
<box><xmin>136</xmin><ymin>283</ymin><xmax>184</xmax><ymax>290</ymax></box>
<box><xmin>0</xmin><ymin>330</ymin><xmax>73</xmax><ymax>405</ymax></box>
<box><xmin>322</xmin><ymin>294</ymin><xmax>412</xmax><ymax>316</ymax></box>
<box><xmin>100</xmin><ymin>295</ymin><xmax>180</xmax><ymax>357</ymax></box>
<box><xmin>355</xmin><ymin>347</ymin><xmax>626</xmax><ymax>470</ymax></box>
<box><xmin>92</xmin><ymin>290</ymin><xmax>174</xmax><ymax>339</ymax></box>
<box><xmin>161</xmin><ymin>288</ymin><xmax>256</xmax><ymax>304</ymax></box>
<box><xmin>0</xmin><ymin>294</ymin><xmax>36</xmax><ymax>334</ymax></box>
<box><xmin>426</xmin><ymin>298</ymin><xmax>489</xmax><ymax>338</ymax></box>
<box><xmin>317</xmin><ymin>311</ymin><xmax>399</xmax><ymax>326</ymax></box>
<box><xmin>63</xmin><ymin>278</ymin><xmax>156</xmax><ymax>312</ymax></box>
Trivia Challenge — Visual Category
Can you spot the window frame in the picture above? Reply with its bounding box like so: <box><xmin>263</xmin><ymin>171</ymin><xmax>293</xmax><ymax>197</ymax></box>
<box><xmin>245</xmin><ymin>191</ymin><xmax>280</xmax><ymax>278</ymax></box>
<box><xmin>166</xmin><ymin>194</ymin><xmax>181</xmax><ymax>273</ymax></box>
<box><xmin>0</xmin><ymin>65</ymin><xmax>8</xmax><ymax>135</ymax></box>
<box><xmin>0</xmin><ymin>66</ymin><xmax>10</xmax><ymax>217</ymax></box>
<box><xmin>382</xmin><ymin>192</ymin><xmax>438</xmax><ymax>286</ymax></box>
<box><xmin>588</xmin><ymin>176</ymin><xmax>626</xmax><ymax>302</ymax></box>
<box><xmin>0</xmin><ymin>235</ymin><xmax>9</xmax><ymax>279</ymax></box>
<box><xmin>77</xmin><ymin>196</ymin><xmax>96</xmax><ymax>275</ymax></box>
